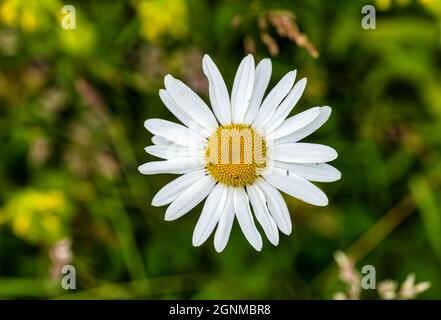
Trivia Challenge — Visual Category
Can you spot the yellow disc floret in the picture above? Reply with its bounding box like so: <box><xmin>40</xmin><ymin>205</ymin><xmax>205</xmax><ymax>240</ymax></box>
<box><xmin>205</xmin><ymin>124</ymin><xmax>266</xmax><ymax>187</ymax></box>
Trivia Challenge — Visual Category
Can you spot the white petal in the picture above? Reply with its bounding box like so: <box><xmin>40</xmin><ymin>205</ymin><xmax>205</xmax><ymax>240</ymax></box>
<box><xmin>264</xmin><ymin>78</ymin><xmax>307</xmax><ymax>132</ymax></box>
<box><xmin>276</xmin><ymin>106</ymin><xmax>332</xmax><ymax>144</ymax></box>
<box><xmin>270</xmin><ymin>143</ymin><xmax>338</xmax><ymax>163</ymax></box>
<box><xmin>145</xmin><ymin>145</ymin><xmax>203</xmax><ymax>160</ymax></box>
<box><xmin>263</xmin><ymin>168</ymin><xmax>329</xmax><ymax>206</ymax></box>
<box><xmin>152</xmin><ymin>169</ymin><xmax>206</xmax><ymax>206</ymax></box>
<box><xmin>164</xmin><ymin>175</ymin><xmax>215</xmax><ymax>221</ymax></box>
<box><xmin>244</xmin><ymin>59</ymin><xmax>272</xmax><ymax>124</ymax></box>
<box><xmin>246</xmin><ymin>184</ymin><xmax>279</xmax><ymax>246</ymax></box>
<box><xmin>138</xmin><ymin>159</ymin><xmax>203</xmax><ymax>175</ymax></box>
<box><xmin>252</xmin><ymin>70</ymin><xmax>297</xmax><ymax>130</ymax></box>
<box><xmin>164</xmin><ymin>75</ymin><xmax>218</xmax><ymax>131</ymax></box>
<box><xmin>266</xmin><ymin>107</ymin><xmax>320</xmax><ymax>140</ymax></box>
<box><xmin>192</xmin><ymin>183</ymin><xmax>228</xmax><ymax>246</ymax></box>
<box><xmin>231</xmin><ymin>54</ymin><xmax>255</xmax><ymax>123</ymax></box>
<box><xmin>202</xmin><ymin>55</ymin><xmax>231</xmax><ymax>125</ymax></box>
<box><xmin>234</xmin><ymin>187</ymin><xmax>262</xmax><ymax>251</ymax></box>
<box><xmin>256</xmin><ymin>178</ymin><xmax>292</xmax><ymax>235</ymax></box>
<box><xmin>214</xmin><ymin>187</ymin><xmax>235</xmax><ymax>253</ymax></box>
<box><xmin>160</xmin><ymin>89</ymin><xmax>211</xmax><ymax>138</ymax></box>
<box><xmin>151</xmin><ymin>135</ymin><xmax>172</xmax><ymax>146</ymax></box>
<box><xmin>274</xmin><ymin>162</ymin><xmax>341</xmax><ymax>182</ymax></box>
<box><xmin>144</xmin><ymin>118</ymin><xmax>206</xmax><ymax>148</ymax></box>
<box><xmin>159</xmin><ymin>89</ymin><xmax>193</xmax><ymax>128</ymax></box>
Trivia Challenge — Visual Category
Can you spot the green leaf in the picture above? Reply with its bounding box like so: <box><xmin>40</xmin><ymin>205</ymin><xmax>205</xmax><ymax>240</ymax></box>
<box><xmin>410</xmin><ymin>177</ymin><xmax>441</xmax><ymax>263</ymax></box>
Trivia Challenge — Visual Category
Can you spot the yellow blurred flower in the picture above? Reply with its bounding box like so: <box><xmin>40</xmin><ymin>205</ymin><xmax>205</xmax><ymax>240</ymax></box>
<box><xmin>3</xmin><ymin>189</ymin><xmax>72</xmax><ymax>244</ymax></box>
<box><xmin>376</xmin><ymin>0</ymin><xmax>440</xmax><ymax>12</ymax></box>
<box><xmin>57</xmin><ymin>21</ymin><xmax>96</xmax><ymax>56</ymax></box>
<box><xmin>375</xmin><ymin>0</ymin><xmax>412</xmax><ymax>10</ymax></box>
<box><xmin>0</xmin><ymin>0</ymin><xmax>18</xmax><ymax>26</ymax></box>
<box><xmin>376</xmin><ymin>0</ymin><xmax>392</xmax><ymax>10</ymax></box>
<box><xmin>0</xmin><ymin>0</ymin><xmax>61</xmax><ymax>32</ymax></box>
<box><xmin>135</xmin><ymin>0</ymin><xmax>188</xmax><ymax>43</ymax></box>
<box><xmin>420</xmin><ymin>0</ymin><xmax>441</xmax><ymax>15</ymax></box>
<box><xmin>20</xmin><ymin>9</ymin><xmax>37</xmax><ymax>31</ymax></box>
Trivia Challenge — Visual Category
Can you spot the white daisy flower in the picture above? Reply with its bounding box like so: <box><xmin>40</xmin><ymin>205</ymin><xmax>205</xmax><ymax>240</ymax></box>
<box><xmin>139</xmin><ymin>54</ymin><xmax>340</xmax><ymax>252</ymax></box>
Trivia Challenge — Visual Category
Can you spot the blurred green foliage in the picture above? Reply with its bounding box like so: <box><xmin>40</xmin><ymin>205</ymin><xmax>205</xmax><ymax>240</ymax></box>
<box><xmin>0</xmin><ymin>0</ymin><xmax>441</xmax><ymax>299</ymax></box>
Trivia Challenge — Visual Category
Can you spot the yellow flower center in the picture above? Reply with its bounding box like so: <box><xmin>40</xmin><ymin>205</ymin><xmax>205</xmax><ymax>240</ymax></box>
<box><xmin>205</xmin><ymin>124</ymin><xmax>267</xmax><ymax>187</ymax></box>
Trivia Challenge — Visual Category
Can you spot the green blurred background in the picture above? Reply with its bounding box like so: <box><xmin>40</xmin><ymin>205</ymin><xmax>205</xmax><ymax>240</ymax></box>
<box><xmin>1</xmin><ymin>0</ymin><xmax>441</xmax><ymax>299</ymax></box>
